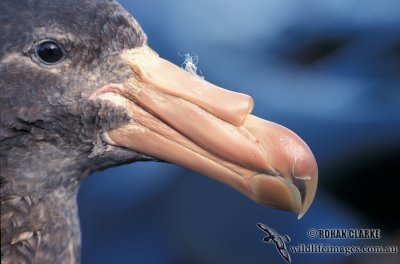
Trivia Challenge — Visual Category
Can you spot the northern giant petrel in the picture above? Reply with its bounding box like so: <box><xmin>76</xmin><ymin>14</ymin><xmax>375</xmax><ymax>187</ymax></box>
<box><xmin>0</xmin><ymin>0</ymin><xmax>317</xmax><ymax>263</ymax></box>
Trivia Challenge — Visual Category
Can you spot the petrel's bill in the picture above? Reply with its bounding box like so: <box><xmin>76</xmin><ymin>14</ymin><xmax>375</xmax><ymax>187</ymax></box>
<box><xmin>94</xmin><ymin>46</ymin><xmax>318</xmax><ymax>217</ymax></box>
<box><xmin>0</xmin><ymin>0</ymin><xmax>320</xmax><ymax>263</ymax></box>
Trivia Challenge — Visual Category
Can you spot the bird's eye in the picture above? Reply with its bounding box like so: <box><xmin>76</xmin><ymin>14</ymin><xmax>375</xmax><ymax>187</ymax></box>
<box><xmin>35</xmin><ymin>41</ymin><xmax>64</xmax><ymax>64</ymax></box>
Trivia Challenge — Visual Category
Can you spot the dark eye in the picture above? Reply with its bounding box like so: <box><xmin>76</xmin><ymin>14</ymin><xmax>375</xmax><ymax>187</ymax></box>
<box><xmin>35</xmin><ymin>41</ymin><xmax>64</xmax><ymax>64</ymax></box>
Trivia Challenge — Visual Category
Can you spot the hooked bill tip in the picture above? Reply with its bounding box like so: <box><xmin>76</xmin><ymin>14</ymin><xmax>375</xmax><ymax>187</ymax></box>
<box><xmin>249</xmin><ymin>172</ymin><xmax>317</xmax><ymax>218</ymax></box>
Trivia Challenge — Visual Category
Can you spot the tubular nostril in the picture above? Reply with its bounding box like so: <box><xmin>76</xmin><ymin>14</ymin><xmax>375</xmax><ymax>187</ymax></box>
<box><xmin>122</xmin><ymin>46</ymin><xmax>255</xmax><ymax>127</ymax></box>
<box><xmin>230</xmin><ymin>94</ymin><xmax>254</xmax><ymax>126</ymax></box>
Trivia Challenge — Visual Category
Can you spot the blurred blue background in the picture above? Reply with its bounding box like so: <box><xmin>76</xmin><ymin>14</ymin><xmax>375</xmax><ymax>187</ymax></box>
<box><xmin>78</xmin><ymin>0</ymin><xmax>400</xmax><ymax>263</ymax></box>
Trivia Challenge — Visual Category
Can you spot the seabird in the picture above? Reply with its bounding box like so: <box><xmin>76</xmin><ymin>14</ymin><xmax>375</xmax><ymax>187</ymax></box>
<box><xmin>0</xmin><ymin>0</ymin><xmax>318</xmax><ymax>263</ymax></box>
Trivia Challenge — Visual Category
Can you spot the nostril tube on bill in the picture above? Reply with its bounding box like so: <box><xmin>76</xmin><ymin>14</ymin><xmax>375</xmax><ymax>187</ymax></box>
<box><xmin>121</xmin><ymin>46</ymin><xmax>254</xmax><ymax>126</ymax></box>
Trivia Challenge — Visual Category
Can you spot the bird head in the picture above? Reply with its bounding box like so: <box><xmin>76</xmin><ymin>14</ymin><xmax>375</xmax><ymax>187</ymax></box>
<box><xmin>0</xmin><ymin>0</ymin><xmax>317</xmax><ymax>217</ymax></box>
